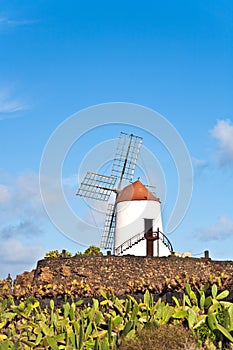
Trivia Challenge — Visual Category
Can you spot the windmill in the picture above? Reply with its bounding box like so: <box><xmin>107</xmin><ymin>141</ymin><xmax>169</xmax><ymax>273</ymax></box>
<box><xmin>76</xmin><ymin>132</ymin><xmax>173</xmax><ymax>257</ymax></box>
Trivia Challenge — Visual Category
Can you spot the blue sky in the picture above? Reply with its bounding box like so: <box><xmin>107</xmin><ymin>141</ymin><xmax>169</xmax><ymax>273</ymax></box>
<box><xmin>0</xmin><ymin>0</ymin><xmax>233</xmax><ymax>278</ymax></box>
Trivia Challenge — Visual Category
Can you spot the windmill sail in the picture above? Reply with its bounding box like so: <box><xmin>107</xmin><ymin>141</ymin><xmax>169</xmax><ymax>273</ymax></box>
<box><xmin>100</xmin><ymin>203</ymin><xmax>116</xmax><ymax>249</ymax></box>
<box><xmin>76</xmin><ymin>132</ymin><xmax>143</xmax><ymax>252</ymax></box>
<box><xmin>111</xmin><ymin>132</ymin><xmax>142</xmax><ymax>187</ymax></box>
<box><xmin>76</xmin><ymin>172</ymin><xmax>117</xmax><ymax>201</ymax></box>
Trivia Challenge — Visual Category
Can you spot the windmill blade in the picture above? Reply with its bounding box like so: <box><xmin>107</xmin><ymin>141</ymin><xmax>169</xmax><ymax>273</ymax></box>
<box><xmin>76</xmin><ymin>172</ymin><xmax>117</xmax><ymax>201</ymax></box>
<box><xmin>111</xmin><ymin>132</ymin><xmax>142</xmax><ymax>186</ymax></box>
<box><xmin>100</xmin><ymin>203</ymin><xmax>116</xmax><ymax>249</ymax></box>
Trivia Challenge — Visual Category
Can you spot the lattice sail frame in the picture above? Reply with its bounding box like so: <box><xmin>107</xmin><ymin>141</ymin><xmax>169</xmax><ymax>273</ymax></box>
<box><xmin>100</xmin><ymin>203</ymin><xmax>116</xmax><ymax>249</ymax></box>
<box><xmin>111</xmin><ymin>132</ymin><xmax>142</xmax><ymax>183</ymax></box>
<box><xmin>76</xmin><ymin>172</ymin><xmax>117</xmax><ymax>201</ymax></box>
<box><xmin>76</xmin><ymin>132</ymin><xmax>143</xmax><ymax>251</ymax></box>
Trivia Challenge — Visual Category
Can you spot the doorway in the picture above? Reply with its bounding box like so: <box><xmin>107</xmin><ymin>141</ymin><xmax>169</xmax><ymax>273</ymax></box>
<box><xmin>144</xmin><ymin>219</ymin><xmax>153</xmax><ymax>256</ymax></box>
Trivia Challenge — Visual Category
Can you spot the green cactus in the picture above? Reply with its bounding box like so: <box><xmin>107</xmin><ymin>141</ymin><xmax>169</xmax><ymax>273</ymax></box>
<box><xmin>1</xmin><ymin>284</ymin><xmax>233</xmax><ymax>349</ymax></box>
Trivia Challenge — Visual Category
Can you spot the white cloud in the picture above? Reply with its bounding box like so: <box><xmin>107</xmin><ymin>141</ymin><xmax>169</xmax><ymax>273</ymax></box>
<box><xmin>0</xmin><ymin>16</ymin><xmax>38</xmax><ymax>28</ymax></box>
<box><xmin>0</xmin><ymin>239</ymin><xmax>44</xmax><ymax>278</ymax></box>
<box><xmin>192</xmin><ymin>157</ymin><xmax>208</xmax><ymax>177</ymax></box>
<box><xmin>0</xmin><ymin>171</ymin><xmax>44</xmax><ymax>221</ymax></box>
<box><xmin>1</xmin><ymin>170</ymin><xmax>81</xmax><ymax>215</ymax></box>
<box><xmin>0</xmin><ymin>170</ymin><xmax>79</xmax><ymax>278</ymax></box>
<box><xmin>192</xmin><ymin>158</ymin><xmax>208</xmax><ymax>169</ymax></box>
<box><xmin>0</xmin><ymin>184</ymin><xmax>12</xmax><ymax>203</ymax></box>
<box><xmin>63</xmin><ymin>174</ymin><xmax>77</xmax><ymax>197</ymax></box>
<box><xmin>16</xmin><ymin>172</ymin><xmax>44</xmax><ymax>217</ymax></box>
<box><xmin>0</xmin><ymin>171</ymin><xmax>80</xmax><ymax>234</ymax></box>
<box><xmin>0</xmin><ymin>87</ymin><xmax>28</xmax><ymax>116</ymax></box>
<box><xmin>210</xmin><ymin>119</ymin><xmax>233</xmax><ymax>166</ymax></box>
<box><xmin>0</xmin><ymin>238</ymin><xmax>43</xmax><ymax>264</ymax></box>
<box><xmin>195</xmin><ymin>215</ymin><xmax>233</xmax><ymax>241</ymax></box>
<box><xmin>0</xmin><ymin>171</ymin><xmax>47</xmax><ymax>278</ymax></box>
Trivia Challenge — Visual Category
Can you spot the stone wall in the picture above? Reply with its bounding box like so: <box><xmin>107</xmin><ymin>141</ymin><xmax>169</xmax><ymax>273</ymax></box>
<box><xmin>31</xmin><ymin>256</ymin><xmax>233</xmax><ymax>296</ymax></box>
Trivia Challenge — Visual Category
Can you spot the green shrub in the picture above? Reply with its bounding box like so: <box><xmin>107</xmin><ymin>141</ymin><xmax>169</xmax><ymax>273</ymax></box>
<box><xmin>44</xmin><ymin>249</ymin><xmax>72</xmax><ymax>258</ymax></box>
<box><xmin>76</xmin><ymin>245</ymin><xmax>102</xmax><ymax>256</ymax></box>
<box><xmin>120</xmin><ymin>324</ymin><xmax>200</xmax><ymax>350</ymax></box>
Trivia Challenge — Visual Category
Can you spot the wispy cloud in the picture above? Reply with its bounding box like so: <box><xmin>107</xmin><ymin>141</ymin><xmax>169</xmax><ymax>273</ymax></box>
<box><xmin>0</xmin><ymin>87</ymin><xmax>28</xmax><ymax>118</ymax></box>
<box><xmin>0</xmin><ymin>17</ymin><xmax>38</xmax><ymax>28</ymax></box>
<box><xmin>210</xmin><ymin>119</ymin><xmax>233</xmax><ymax>166</ymax></box>
<box><xmin>195</xmin><ymin>215</ymin><xmax>233</xmax><ymax>241</ymax></box>
<box><xmin>192</xmin><ymin>157</ymin><xmax>208</xmax><ymax>178</ymax></box>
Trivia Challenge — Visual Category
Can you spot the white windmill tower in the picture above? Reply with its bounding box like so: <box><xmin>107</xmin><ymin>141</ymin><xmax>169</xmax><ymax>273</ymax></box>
<box><xmin>76</xmin><ymin>132</ymin><xmax>173</xmax><ymax>257</ymax></box>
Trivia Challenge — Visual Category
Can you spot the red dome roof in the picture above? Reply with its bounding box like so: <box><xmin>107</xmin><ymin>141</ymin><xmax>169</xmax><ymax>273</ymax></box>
<box><xmin>116</xmin><ymin>180</ymin><xmax>160</xmax><ymax>203</ymax></box>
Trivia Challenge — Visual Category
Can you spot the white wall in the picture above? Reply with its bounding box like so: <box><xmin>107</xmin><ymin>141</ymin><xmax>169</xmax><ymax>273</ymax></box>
<box><xmin>115</xmin><ymin>200</ymin><xmax>170</xmax><ymax>256</ymax></box>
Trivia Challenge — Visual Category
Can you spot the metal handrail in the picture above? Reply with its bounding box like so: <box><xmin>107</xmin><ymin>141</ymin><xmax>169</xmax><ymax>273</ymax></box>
<box><xmin>115</xmin><ymin>229</ymin><xmax>173</xmax><ymax>255</ymax></box>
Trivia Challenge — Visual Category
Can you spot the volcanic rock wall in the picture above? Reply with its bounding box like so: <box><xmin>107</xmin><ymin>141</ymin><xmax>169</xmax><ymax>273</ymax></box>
<box><xmin>30</xmin><ymin>256</ymin><xmax>233</xmax><ymax>296</ymax></box>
